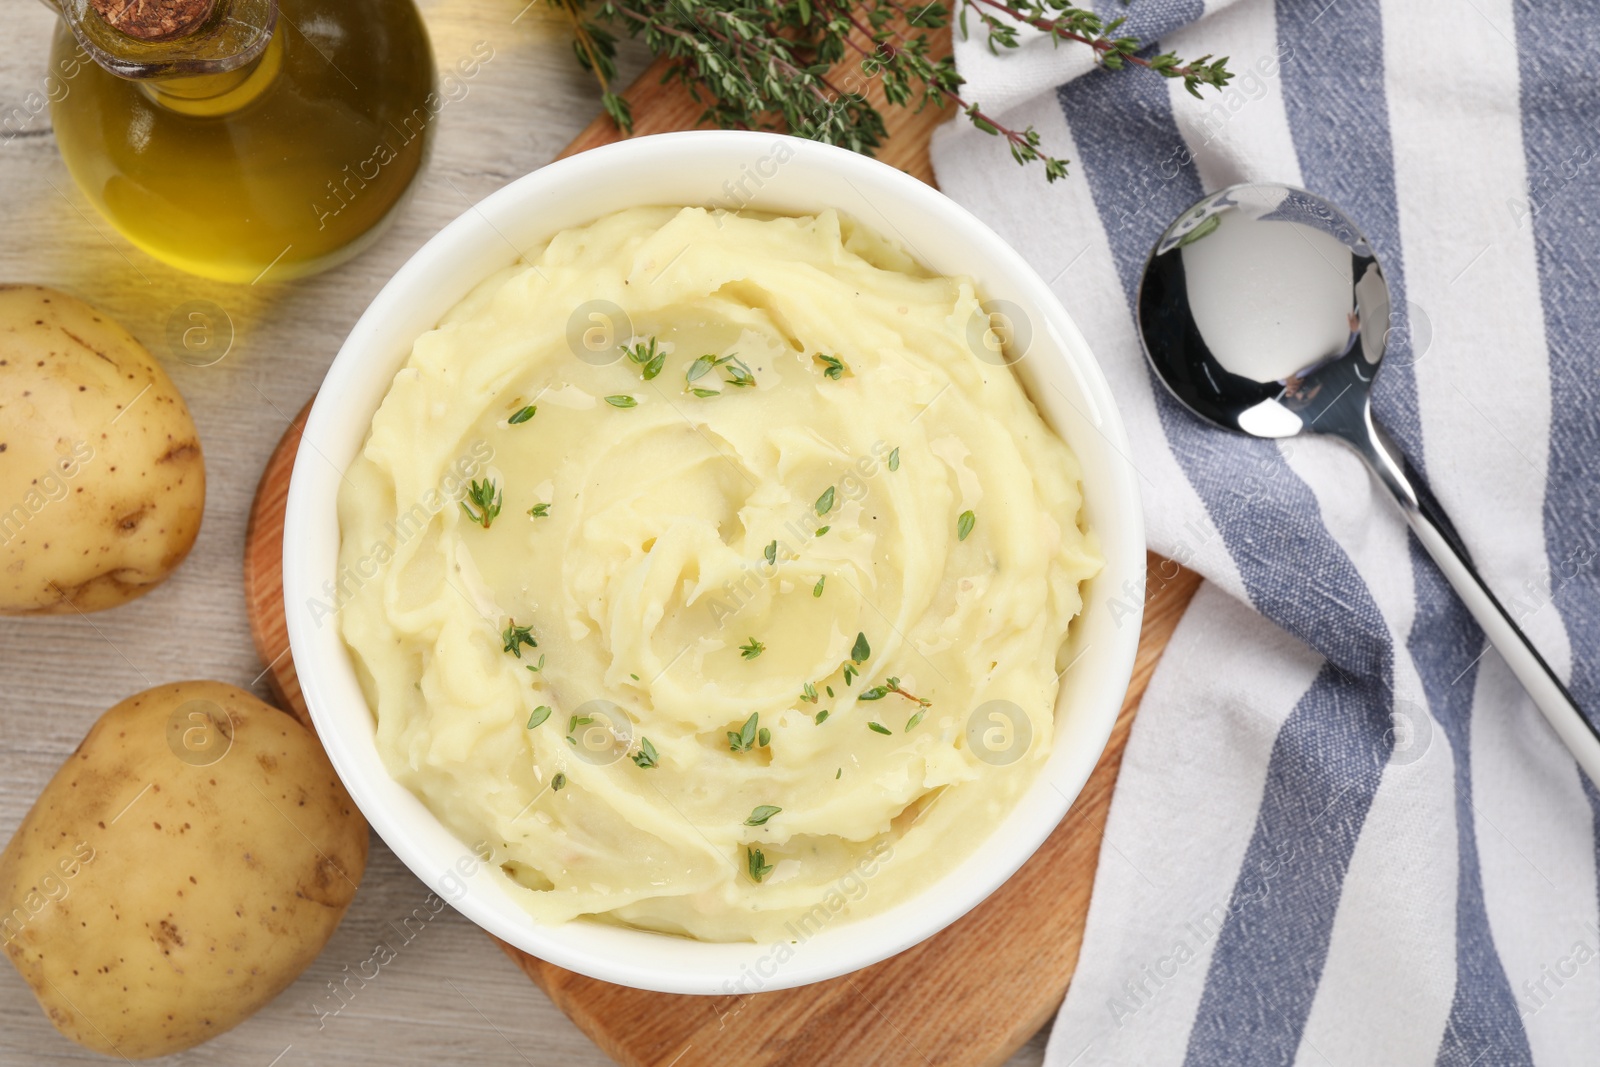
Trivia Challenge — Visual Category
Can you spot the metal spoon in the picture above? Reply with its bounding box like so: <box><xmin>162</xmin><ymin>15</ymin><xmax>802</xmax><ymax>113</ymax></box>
<box><xmin>1137</xmin><ymin>182</ymin><xmax>1600</xmax><ymax>784</ymax></box>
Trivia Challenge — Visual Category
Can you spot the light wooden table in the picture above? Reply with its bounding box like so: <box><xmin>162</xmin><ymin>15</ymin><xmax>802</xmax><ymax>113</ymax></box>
<box><xmin>0</xmin><ymin>3</ymin><xmax>1050</xmax><ymax>1063</ymax></box>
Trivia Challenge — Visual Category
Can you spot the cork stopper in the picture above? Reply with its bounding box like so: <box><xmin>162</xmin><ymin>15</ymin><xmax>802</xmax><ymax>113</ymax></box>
<box><xmin>89</xmin><ymin>0</ymin><xmax>218</xmax><ymax>41</ymax></box>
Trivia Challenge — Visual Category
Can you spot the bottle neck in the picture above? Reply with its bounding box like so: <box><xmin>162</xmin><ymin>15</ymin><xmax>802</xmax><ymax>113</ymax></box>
<box><xmin>139</xmin><ymin>25</ymin><xmax>282</xmax><ymax>116</ymax></box>
<box><xmin>49</xmin><ymin>0</ymin><xmax>278</xmax><ymax>82</ymax></box>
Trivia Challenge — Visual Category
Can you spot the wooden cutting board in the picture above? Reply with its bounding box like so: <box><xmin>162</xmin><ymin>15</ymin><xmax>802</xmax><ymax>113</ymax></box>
<box><xmin>243</xmin><ymin>27</ymin><xmax>1203</xmax><ymax>1067</ymax></box>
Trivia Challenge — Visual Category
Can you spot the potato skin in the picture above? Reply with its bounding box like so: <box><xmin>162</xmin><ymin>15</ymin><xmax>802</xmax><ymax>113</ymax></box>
<box><xmin>0</xmin><ymin>285</ymin><xmax>205</xmax><ymax>614</ymax></box>
<box><xmin>0</xmin><ymin>682</ymin><xmax>368</xmax><ymax>1059</ymax></box>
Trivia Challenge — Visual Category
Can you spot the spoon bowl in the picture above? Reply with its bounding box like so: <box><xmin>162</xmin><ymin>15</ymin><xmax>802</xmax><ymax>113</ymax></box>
<box><xmin>1137</xmin><ymin>181</ymin><xmax>1600</xmax><ymax>783</ymax></box>
<box><xmin>1139</xmin><ymin>184</ymin><xmax>1390</xmax><ymax>442</ymax></box>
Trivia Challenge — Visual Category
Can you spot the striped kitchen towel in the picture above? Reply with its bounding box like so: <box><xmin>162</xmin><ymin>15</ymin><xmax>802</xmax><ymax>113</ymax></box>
<box><xmin>930</xmin><ymin>0</ymin><xmax>1600</xmax><ymax>1064</ymax></box>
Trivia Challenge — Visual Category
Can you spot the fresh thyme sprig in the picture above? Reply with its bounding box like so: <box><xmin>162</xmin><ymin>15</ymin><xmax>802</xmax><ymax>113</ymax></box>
<box><xmin>623</xmin><ymin>337</ymin><xmax>667</xmax><ymax>380</ymax></box>
<box><xmin>686</xmin><ymin>353</ymin><xmax>754</xmax><ymax>396</ymax></box>
<box><xmin>739</xmin><ymin>636</ymin><xmax>766</xmax><ymax>659</ymax></box>
<box><xmin>566</xmin><ymin>713</ymin><xmax>595</xmax><ymax>746</ymax></box>
<box><xmin>547</xmin><ymin>0</ymin><xmax>632</xmax><ymax>129</ymax></box>
<box><xmin>858</xmin><ymin>676</ymin><xmax>931</xmax><ymax>706</ymax></box>
<box><xmin>550</xmin><ymin>0</ymin><xmax>1231</xmax><ymax>183</ymax></box>
<box><xmin>502</xmin><ymin>620</ymin><xmax>537</xmax><ymax>658</ymax></box>
<box><xmin>631</xmin><ymin>736</ymin><xmax>661</xmax><ymax>768</ymax></box>
<box><xmin>462</xmin><ymin>479</ymin><xmax>502</xmax><ymax>528</ymax></box>
<box><xmin>966</xmin><ymin>0</ymin><xmax>1232</xmax><ymax>98</ymax></box>
<box><xmin>728</xmin><ymin>712</ymin><xmax>771</xmax><ymax>751</ymax></box>
<box><xmin>747</xmin><ymin>845</ymin><xmax>774</xmax><ymax>882</ymax></box>
<box><xmin>815</xmin><ymin>353</ymin><xmax>848</xmax><ymax>380</ymax></box>
<box><xmin>723</xmin><ymin>356</ymin><xmax>756</xmax><ymax>388</ymax></box>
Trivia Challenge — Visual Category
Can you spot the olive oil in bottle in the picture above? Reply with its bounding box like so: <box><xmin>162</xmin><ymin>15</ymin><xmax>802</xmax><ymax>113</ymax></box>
<box><xmin>49</xmin><ymin>0</ymin><xmax>438</xmax><ymax>283</ymax></box>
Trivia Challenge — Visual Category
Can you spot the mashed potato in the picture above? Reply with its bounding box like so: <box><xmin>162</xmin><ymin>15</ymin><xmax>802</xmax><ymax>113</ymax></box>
<box><xmin>337</xmin><ymin>206</ymin><xmax>1099</xmax><ymax>942</ymax></box>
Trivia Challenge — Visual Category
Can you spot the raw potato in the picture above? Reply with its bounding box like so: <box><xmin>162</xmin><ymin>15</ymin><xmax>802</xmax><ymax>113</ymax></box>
<box><xmin>0</xmin><ymin>681</ymin><xmax>368</xmax><ymax>1059</ymax></box>
<box><xmin>0</xmin><ymin>285</ymin><xmax>205</xmax><ymax>614</ymax></box>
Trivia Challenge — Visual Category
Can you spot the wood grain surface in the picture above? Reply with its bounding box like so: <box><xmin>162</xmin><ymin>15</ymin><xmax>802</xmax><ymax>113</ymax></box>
<box><xmin>2</xmin><ymin>2</ymin><xmax>1200</xmax><ymax>1064</ymax></box>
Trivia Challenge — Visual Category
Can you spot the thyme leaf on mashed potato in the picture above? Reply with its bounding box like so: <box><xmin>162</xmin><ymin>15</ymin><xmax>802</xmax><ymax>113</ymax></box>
<box><xmin>958</xmin><ymin>509</ymin><xmax>976</xmax><ymax>541</ymax></box>
<box><xmin>851</xmin><ymin>632</ymin><xmax>870</xmax><ymax>664</ymax></box>
<box><xmin>888</xmin><ymin>446</ymin><xmax>900</xmax><ymax>471</ymax></box>
<box><xmin>623</xmin><ymin>337</ymin><xmax>667</xmax><ymax>380</ymax></box>
<box><xmin>745</xmin><ymin>804</ymin><xmax>782</xmax><ymax>826</ymax></box>
<box><xmin>739</xmin><ymin>637</ymin><xmax>765</xmax><ymax>659</ymax></box>
<box><xmin>508</xmin><ymin>404</ymin><xmax>537</xmax><ymax>424</ymax></box>
<box><xmin>527</xmin><ymin>705</ymin><xmax>552</xmax><ymax>729</ymax></box>
<box><xmin>885</xmin><ymin>677</ymin><xmax>931</xmax><ymax>706</ymax></box>
<box><xmin>528</xmin><ymin>502</ymin><xmax>551</xmax><ymax>518</ymax></box>
<box><xmin>867</xmin><ymin>721</ymin><xmax>892</xmax><ymax>735</ymax></box>
<box><xmin>814</xmin><ymin>353</ymin><xmax>848</xmax><ymax>380</ymax></box>
<box><xmin>552</xmin><ymin>772</ymin><xmax>567</xmax><ymax>791</ymax></box>
<box><xmin>686</xmin><ymin>353</ymin><xmax>718</xmax><ymax>384</ymax></box>
<box><xmin>862</xmin><ymin>676</ymin><xmax>931</xmax><ymax>707</ymax></box>
<box><xmin>631</xmin><ymin>736</ymin><xmax>660</xmax><ymax>768</ymax></box>
<box><xmin>722</xmin><ymin>356</ymin><xmax>755</xmax><ymax>388</ymax></box>
<box><xmin>462</xmin><ymin>479</ymin><xmax>503</xmax><ymax>528</ymax></box>
<box><xmin>801</xmin><ymin>682</ymin><xmax>818</xmax><ymax>704</ymax></box>
<box><xmin>764</xmin><ymin>539</ymin><xmax>778</xmax><ymax>565</ymax></box>
<box><xmin>605</xmin><ymin>394</ymin><xmax>638</xmax><ymax>408</ymax></box>
<box><xmin>502</xmin><ymin>620</ymin><xmax>537</xmax><ymax>658</ymax></box>
<box><xmin>815</xmin><ymin>486</ymin><xmax>836</xmax><ymax>515</ymax></box>
<box><xmin>746</xmin><ymin>846</ymin><xmax>774</xmax><ymax>883</ymax></box>
<box><xmin>566</xmin><ymin>715</ymin><xmax>594</xmax><ymax>747</ymax></box>
<box><xmin>686</xmin><ymin>353</ymin><xmax>752</xmax><ymax>395</ymax></box>
<box><xmin>728</xmin><ymin>712</ymin><xmax>761</xmax><ymax>752</ymax></box>
<box><xmin>813</xmin><ymin>575</ymin><xmax>825</xmax><ymax>597</ymax></box>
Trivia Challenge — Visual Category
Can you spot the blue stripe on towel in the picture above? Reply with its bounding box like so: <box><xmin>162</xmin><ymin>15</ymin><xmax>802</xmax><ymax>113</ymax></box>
<box><xmin>1058</xmin><ymin>47</ymin><xmax>1395</xmax><ymax>1067</ymax></box>
<box><xmin>1409</xmin><ymin>549</ymin><xmax>1533</xmax><ymax>1066</ymax></box>
<box><xmin>1515</xmin><ymin>0</ymin><xmax>1600</xmax><ymax>1011</ymax></box>
<box><xmin>1513</xmin><ymin>0</ymin><xmax>1600</xmax><ymax>725</ymax></box>
<box><xmin>1271</xmin><ymin>0</ymin><xmax>1534</xmax><ymax>1057</ymax></box>
<box><xmin>1093</xmin><ymin>0</ymin><xmax>1202</xmax><ymax>43</ymax></box>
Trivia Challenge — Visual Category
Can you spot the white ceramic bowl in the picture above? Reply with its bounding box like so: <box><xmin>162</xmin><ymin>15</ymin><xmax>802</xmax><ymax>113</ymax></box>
<box><xmin>283</xmin><ymin>130</ymin><xmax>1144</xmax><ymax>995</ymax></box>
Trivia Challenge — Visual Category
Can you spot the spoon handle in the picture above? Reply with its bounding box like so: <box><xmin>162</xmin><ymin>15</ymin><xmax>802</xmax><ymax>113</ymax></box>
<box><xmin>1345</xmin><ymin>411</ymin><xmax>1600</xmax><ymax>784</ymax></box>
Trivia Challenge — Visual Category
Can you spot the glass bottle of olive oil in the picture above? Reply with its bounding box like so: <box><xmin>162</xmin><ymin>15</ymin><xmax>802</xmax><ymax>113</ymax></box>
<box><xmin>48</xmin><ymin>0</ymin><xmax>436</xmax><ymax>283</ymax></box>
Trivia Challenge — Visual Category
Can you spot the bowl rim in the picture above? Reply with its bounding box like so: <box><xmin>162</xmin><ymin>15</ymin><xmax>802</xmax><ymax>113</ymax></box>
<box><xmin>283</xmin><ymin>129</ymin><xmax>1145</xmax><ymax>994</ymax></box>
